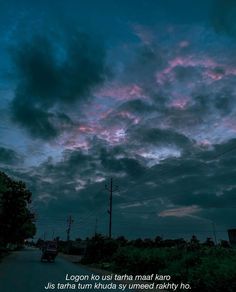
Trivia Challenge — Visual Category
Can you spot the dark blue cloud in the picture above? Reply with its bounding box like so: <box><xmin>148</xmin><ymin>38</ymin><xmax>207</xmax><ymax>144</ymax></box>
<box><xmin>10</xmin><ymin>31</ymin><xmax>108</xmax><ymax>139</ymax></box>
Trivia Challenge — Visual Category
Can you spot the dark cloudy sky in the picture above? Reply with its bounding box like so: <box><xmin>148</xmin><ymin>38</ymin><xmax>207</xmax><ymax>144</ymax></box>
<box><xmin>1</xmin><ymin>0</ymin><xmax>236</xmax><ymax>241</ymax></box>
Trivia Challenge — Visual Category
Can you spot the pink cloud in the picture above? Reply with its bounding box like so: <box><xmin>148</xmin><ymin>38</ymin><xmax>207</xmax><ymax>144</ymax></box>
<box><xmin>156</xmin><ymin>56</ymin><xmax>219</xmax><ymax>85</ymax></box>
<box><xmin>116</xmin><ymin>111</ymin><xmax>140</xmax><ymax>124</ymax></box>
<box><xmin>205</xmin><ymin>70</ymin><xmax>224</xmax><ymax>81</ymax></box>
<box><xmin>169</xmin><ymin>96</ymin><xmax>190</xmax><ymax>110</ymax></box>
<box><xmin>197</xmin><ymin>139</ymin><xmax>212</xmax><ymax>148</ymax></box>
<box><xmin>204</xmin><ymin>66</ymin><xmax>236</xmax><ymax>81</ymax></box>
<box><xmin>99</xmin><ymin>127</ymin><xmax>126</xmax><ymax>144</ymax></box>
<box><xmin>77</xmin><ymin>125</ymin><xmax>95</xmax><ymax>134</ymax></box>
<box><xmin>132</xmin><ymin>24</ymin><xmax>154</xmax><ymax>45</ymax></box>
<box><xmin>100</xmin><ymin>109</ymin><xmax>114</xmax><ymax>119</ymax></box>
<box><xmin>63</xmin><ymin>139</ymin><xmax>90</xmax><ymax>151</ymax></box>
<box><xmin>159</xmin><ymin>205</ymin><xmax>201</xmax><ymax>218</ymax></box>
<box><xmin>97</xmin><ymin>83</ymin><xmax>147</xmax><ymax>101</ymax></box>
<box><xmin>179</xmin><ymin>40</ymin><xmax>190</xmax><ymax>48</ymax></box>
<box><xmin>223</xmin><ymin>118</ymin><xmax>236</xmax><ymax>132</ymax></box>
<box><xmin>156</xmin><ymin>54</ymin><xmax>236</xmax><ymax>85</ymax></box>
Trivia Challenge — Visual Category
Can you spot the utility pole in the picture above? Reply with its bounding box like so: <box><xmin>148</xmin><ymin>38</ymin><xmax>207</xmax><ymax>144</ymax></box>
<box><xmin>94</xmin><ymin>217</ymin><xmax>98</xmax><ymax>236</ymax></box>
<box><xmin>66</xmin><ymin>215</ymin><xmax>73</xmax><ymax>242</ymax></box>
<box><xmin>212</xmin><ymin>221</ymin><xmax>217</xmax><ymax>245</ymax></box>
<box><xmin>105</xmin><ymin>178</ymin><xmax>118</xmax><ymax>238</ymax></box>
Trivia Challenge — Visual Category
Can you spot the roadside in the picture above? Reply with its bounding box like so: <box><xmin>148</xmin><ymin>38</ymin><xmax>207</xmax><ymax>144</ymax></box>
<box><xmin>59</xmin><ymin>252</ymin><xmax>82</xmax><ymax>263</ymax></box>
<box><xmin>0</xmin><ymin>246</ymin><xmax>38</xmax><ymax>263</ymax></box>
<box><xmin>0</xmin><ymin>249</ymin><xmax>10</xmax><ymax>262</ymax></box>
<box><xmin>59</xmin><ymin>252</ymin><xmax>166</xmax><ymax>292</ymax></box>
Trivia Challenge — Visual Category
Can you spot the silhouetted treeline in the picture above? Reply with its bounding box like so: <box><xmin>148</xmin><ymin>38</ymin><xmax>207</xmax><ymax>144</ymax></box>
<box><xmin>34</xmin><ymin>233</ymin><xmax>235</xmax><ymax>291</ymax></box>
<box><xmin>0</xmin><ymin>171</ymin><xmax>36</xmax><ymax>253</ymax></box>
<box><xmin>52</xmin><ymin>233</ymin><xmax>234</xmax><ymax>292</ymax></box>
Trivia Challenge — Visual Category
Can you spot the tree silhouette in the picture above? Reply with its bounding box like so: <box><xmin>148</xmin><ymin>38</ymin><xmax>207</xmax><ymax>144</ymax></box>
<box><xmin>0</xmin><ymin>171</ymin><xmax>36</xmax><ymax>247</ymax></box>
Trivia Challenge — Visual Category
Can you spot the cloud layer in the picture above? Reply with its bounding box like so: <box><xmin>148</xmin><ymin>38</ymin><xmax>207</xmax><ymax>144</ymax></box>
<box><xmin>1</xmin><ymin>0</ymin><xmax>236</xmax><ymax>239</ymax></box>
<box><xmin>10</xmin><ymin>32</ymin><xmax>108</xmax><ymax>139</ymax></box>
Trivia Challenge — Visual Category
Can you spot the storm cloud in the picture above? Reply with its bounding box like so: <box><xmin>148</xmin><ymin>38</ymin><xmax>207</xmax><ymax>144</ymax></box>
<box><xmin>10</xmin><ymin>31</ymin><xmax>108</xmax><ymax>139</ymax></box>
<box><xmin>0</xmin><ymin>147</ymin><xmax>21</xmax><ymax>165</ymax></box>
<box><xmin>1</xmin><ymin>0</ymin><xmax>236</xmax><ymax>240</ymax></box>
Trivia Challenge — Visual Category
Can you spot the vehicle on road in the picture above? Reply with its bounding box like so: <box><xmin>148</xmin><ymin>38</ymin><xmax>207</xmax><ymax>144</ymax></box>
<box><xmin>41</xmin><ymin>241</ymin><xmax>58</xmax><ymax>262</ymax></box>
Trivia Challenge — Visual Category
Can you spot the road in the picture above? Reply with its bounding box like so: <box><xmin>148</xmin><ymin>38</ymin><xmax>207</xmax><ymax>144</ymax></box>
<box><xmin>0</xmin><ymin>248</ymin><xmax>134</xmax><ymax>292</ymax></box>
